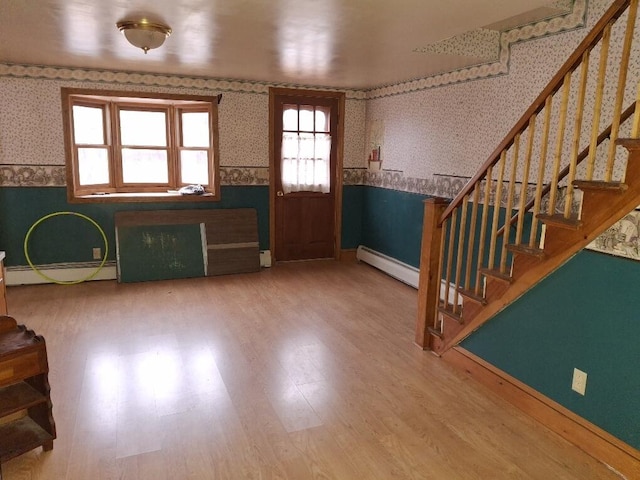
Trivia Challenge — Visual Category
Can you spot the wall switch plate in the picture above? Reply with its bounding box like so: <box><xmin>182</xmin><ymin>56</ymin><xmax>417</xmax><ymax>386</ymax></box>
<box><xmin>92</xmin><ymin>247</ymin><xmax>102</xmax><ymax>260</ymax></box>
<box><xmin>572</xmin><ymin>368</ymin><xmax>587</xmax><ymax>395</ymax></box>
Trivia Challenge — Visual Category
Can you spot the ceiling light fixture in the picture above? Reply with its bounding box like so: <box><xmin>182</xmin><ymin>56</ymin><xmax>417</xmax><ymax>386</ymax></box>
<box><xmin>116</xmin><ymin>20</ymin><xmax>172</xmax><ymax>54</ymax></box>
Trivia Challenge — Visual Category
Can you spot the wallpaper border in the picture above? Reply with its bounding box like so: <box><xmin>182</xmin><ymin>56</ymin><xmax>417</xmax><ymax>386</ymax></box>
<box><xmin>0</xmin><ymin>165</ymin><xmax>270</xmax><ymax>187</ymax></box>
<box><xmin>0</xmin><ymin>64</ymin><xmax>366</xmax><ymax>100</ymax></box>
<box><xmin>345</xmin><ymin>168</ymin><xmax>580</xmax><ymax>216</ymax></box>
<box><xmin>0</xmin><ymin>164</ymin><xmax>585</xmax><ymax>217</ymax></box>
<box><xmin>586</xmin><ymin>209</ymin><xmax>640</xmax><ymax>261</ymax></box>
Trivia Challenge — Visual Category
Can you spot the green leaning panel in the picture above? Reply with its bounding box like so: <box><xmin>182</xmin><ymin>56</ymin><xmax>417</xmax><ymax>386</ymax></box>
<box><xmin>116</xmin><ymin>224</ymin><xmax>205</xmax><ymax>283</ymax></box>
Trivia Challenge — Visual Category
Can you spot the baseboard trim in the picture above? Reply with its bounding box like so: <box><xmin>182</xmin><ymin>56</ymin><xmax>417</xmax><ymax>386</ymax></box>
<box><xmin>339</xmin><ymin>249</ymin><xmax>358</xmax><ymax>262</ymax></box>
<box><xmin>443</xmin><ymin>347</ymin><xmax>640</xmax><ymax>479</ymax></box>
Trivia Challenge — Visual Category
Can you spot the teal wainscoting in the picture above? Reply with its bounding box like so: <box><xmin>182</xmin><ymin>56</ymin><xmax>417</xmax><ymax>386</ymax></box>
<box><xmin>361</xmin><ymin>186</ymin><xmax>429</xmax><ymax>268</ymax></box>
<box><xmin>0</xmin><ymin>186</ymin><xmax>270</xmax><ymax>267</ymax></box>
<box><xmin>341</xmin><ymin>185</ymin><xmax>364</xmax><ymax>250</ymax></box>
<box><xmin>462</xmin><ymin>250</ymin><xmax>640</xmax><ymax>449</ymax></box>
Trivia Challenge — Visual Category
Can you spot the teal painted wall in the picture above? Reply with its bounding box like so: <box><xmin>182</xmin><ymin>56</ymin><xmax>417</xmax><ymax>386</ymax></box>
<box><xmin>0</xmin><ymin>186</ymin><xmax>270</xmax><ymax>267</ymax></box>
<box><xmin>341</xmin><ymin>185</ymin><xmax>364</xmax><ymax>250</ymax></box>
<box><xmin>357</xmin><ymin>186</ymin><xmax>638</xmax><ymax>448</ymax></box>
<box><xmin>3</xmin><ymin>182</ymin><xmax>637</xmax><ymax>449</ymax></box>
<box><xmin>462</xmin><ymin>250</ymin><xmax>640</xmax><ymax>449</ymax></box>
<box><xmin>357</xmin><ymin>187</ymin><xmax>533</xmax><ymax>277</ymax></box>
<box><xmin>361</xmin><ymin>186</ymin><xmax>429</xmax><ymax>268</ymax></box>
<box><xmin>0</xmin><ymin>185</ymin><xmax>366</xmax><ymax>266</ymax></box>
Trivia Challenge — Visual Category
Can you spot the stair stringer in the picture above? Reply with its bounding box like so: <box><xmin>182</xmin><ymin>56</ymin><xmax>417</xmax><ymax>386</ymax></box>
<box><xmin>434</xmin><ymin>141</ymin><xmax>640</xmax><ymax>355</ymax></box>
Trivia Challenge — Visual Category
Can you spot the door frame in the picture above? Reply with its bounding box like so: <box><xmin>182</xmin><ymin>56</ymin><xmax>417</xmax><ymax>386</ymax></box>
<box><xmin>268</xmin><ymin>87</ymin><xmax>345</xmax><ymax>263</ymax></box>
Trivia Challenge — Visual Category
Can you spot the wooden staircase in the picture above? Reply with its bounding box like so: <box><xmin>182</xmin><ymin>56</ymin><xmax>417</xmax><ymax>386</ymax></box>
<box><xmin>425</xmin><ymin>139</ymin><xmax>640</xmax><ymax>355</ymax></box>
<box><xmin>415</xmin><ymin>0</ymin><xmax>640</xmax><ymax>356</ymax></box>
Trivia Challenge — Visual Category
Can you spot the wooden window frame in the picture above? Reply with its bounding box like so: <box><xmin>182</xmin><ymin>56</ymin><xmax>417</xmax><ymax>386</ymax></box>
<box><xmin>61</xmin><ymin>88</ymin><xmax>221</xmax><ymax>203</ymax></box>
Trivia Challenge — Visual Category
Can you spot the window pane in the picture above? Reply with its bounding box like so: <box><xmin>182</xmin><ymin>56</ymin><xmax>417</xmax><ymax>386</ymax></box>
<box><xmin>283</xmin><ymin>105</ymin><xmax>298</xmax><ymax>131</ymax></box>
<box><xmin>181</xmin><ymin>112</ymin><xmax>210</xmax><ymax>148</ymax></box>
<box><xmin>122</xmin><ymin>148</ymin><xmax>168</xmax><ymax>183</ymax></box>
<box><xmin>120</xmin><ymin>110</ymin><xmax>167</xmax><ymax>146</ymax></box>
<box><xmin>281</xmin><ymin>132</ymin><xmax>331</xmax><ymax>194</ymax></box>
<box><xmin>180</xmin><ymin>150</ymin><xmax>209</xmax><ymax>185</ymax></box>
<box><xmin>78</xmin><ymin>148</ymin><xmax>109</xmax><ymax>185</ymax></box>
<box><xmin>73</xmin><ymin>105</ymin><xmax>104</xmax><ymax>144</ymax></box>
<box><xmin>299</xmin><ymin>105</ymin><xmax>314</xmax><ymax>131</ymax></box>
<box><xmin>315</xmin><ymin>106</ymin><xmax>330</xmax><ymax>132</ymax></box>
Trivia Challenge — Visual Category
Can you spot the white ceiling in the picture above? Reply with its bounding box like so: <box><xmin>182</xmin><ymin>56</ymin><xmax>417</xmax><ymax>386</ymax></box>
<box><xmin>0</xmin><ymin>0</ymin><xmax>566</xmax><ymax>89</ymax></box>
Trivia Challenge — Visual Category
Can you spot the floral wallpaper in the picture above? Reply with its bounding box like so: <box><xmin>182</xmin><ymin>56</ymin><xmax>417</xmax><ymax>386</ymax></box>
<box><xmin>0</xmin><ymin>0</ymin><xmax>636</xmax><ymax>196</ymax></box>
<box><xmin>365</xmin><ymin>0</ymin><xmax>640</xmax><ymax>189</ymax></box>
<box><xmin>1</xmin><ymin>0</ymin><xmax>633</xmax><ymax>260</ymax></box>
<box><xmin>0</xmin><ymin>77</ymin><xmax>366</xmax><ymax>185</ymax></box>
<box><xmin>413</xmin><ymin>28</ymin><xmax>501</xmax><ymax>64</ymax></box>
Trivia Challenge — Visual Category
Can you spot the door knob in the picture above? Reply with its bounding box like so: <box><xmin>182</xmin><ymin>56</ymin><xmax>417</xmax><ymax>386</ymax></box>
<box><xmin>277</xmin><ymin>191</ymin><xmax>284</xmax><ymax>196</ymax></box>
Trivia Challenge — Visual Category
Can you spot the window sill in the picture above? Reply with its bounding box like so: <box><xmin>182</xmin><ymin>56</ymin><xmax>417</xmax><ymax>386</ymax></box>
<box><xmin>70</xmin><ymin>191</ymin><xmax>220</xmax><ymax>204</ymax></box>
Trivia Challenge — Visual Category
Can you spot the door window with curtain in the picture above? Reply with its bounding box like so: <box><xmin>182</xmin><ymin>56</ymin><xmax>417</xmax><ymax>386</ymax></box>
<box><xmin>281</xmin><ymin>104</ymin><xmax>331</xmax><ymax>194</ymax></box>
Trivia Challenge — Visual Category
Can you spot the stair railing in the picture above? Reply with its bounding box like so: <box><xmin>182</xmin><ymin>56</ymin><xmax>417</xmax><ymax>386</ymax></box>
<box><xmin>416</xmin><ymin>0</ymin><xmax>640</xmax><ymax>350</ymax></box>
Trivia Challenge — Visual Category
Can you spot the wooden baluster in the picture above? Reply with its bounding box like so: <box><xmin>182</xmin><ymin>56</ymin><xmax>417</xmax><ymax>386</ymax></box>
<box><xmin>434</xmin><ymin>218</ymin><xmax>447</xmax><ymax>330</ymax></box>
<box><xmin>475</xmin><ymin>167</ymin><xmax>493</xmax><ymax>297</ymax></box>
<box><xmin>516</xmin><ymin>116</ymin><xmax>536</xmax><ymax>245</ymax></box>
<box><xmin>464</xmin><ymin>184</ymin><xmax>480</xmax><ymax>292</ymax></box>
<box><xmin>488</xmin><ymin>151</ymin><xmax>507</xmax><ymax>271</ymax></box>
<box><xmin>631</xmin><ymin>82</ymin><xmax>640</xmax><ymax>138</ymax></box>
<box><xmin>529</xmin><ymin>96</ymin><xmax>553</xmax><ymax>248</ymax></box>
<box><xmin>415</xmin><ymin>198</ymin><xmax>449</xmax><ymax>348</ymax></box>
<box><xmin>565</xmin><ymin>52</ymin><xmax>590</xmax><ymax>219</ymax></box>
<box><xmin>444</xmin><ymin>210</ymin><xmax>457</xmax><ymax>311</ymax></box>
<box><xmin>548</xmin><ymin>73</ymin><xmax>571</xmax><ymax>216</ymax></box>
<box><xmin>500</xmin><ymin>135</ymin><xmax>519</xmax><ymax>273</ymax></box>
<box><xmin>586</xmin><ymin>23</ymin><xmax>612</xmax><ymax>181</ymax></box>
<box><xmin>453</xmin><ymin>194</ymin><xmax>469</xmax><ymax>314</ymax></box>
<box><xmin>605</xmin><ymin>0</ymin><xmax>638</xmax><ymax>182</ymax></box>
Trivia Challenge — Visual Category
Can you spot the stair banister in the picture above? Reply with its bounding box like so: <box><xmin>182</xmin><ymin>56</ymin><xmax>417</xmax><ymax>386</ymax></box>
<box><xmin>415</xmin><ymin>1</ymin><xmax>640</xmax><ymax>473</ymax></box>
<box><xmin>495</xmin><ymin>102</ymin><xmax>637</xmax><ymax>239</ymax></box>
<box><xmin>416</xmin><ymin>0</ymin><xmax>637</xmax><ymax>353</ymax></box>
<box><xmin>438</xmin><ymin>0</ymin><xmax>631</xmax><ymax>224</ymax></box>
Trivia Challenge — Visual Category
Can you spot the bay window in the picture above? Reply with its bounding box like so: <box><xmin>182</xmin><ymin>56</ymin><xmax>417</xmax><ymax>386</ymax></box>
<box><xmin>61</xmin><ymin>88</ymin><xmax>220</xmax><ymax>202</ymax></box>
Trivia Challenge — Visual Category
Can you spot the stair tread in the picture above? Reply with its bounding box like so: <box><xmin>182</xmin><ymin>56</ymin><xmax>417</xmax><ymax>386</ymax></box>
<box><xmin>479</xmin><ymin>268</ymin><xmax>513</xmax><ymax>283</ymax></box>
<box><xmin>616</xmin><ymin>138</ymin><xmax>640</xmax><ymax>149</ymax></box>
<box><xmin>573</xmin><ymin>180</ymin><xmax>627</xmax><ymax>192</ymax></box>
<box><xmin>536</xmin><ymin>213</ymin><xmax>583</xmax><ymax>230</ymax></box>
<box><xmin>506</xmin><ymin>243</ymin><xmax>546</xmax><ymax>258</ymax></box>
<box><xmin>427</xmin><ymin>326</ymin><xmax>443</xmax><ymax>338</ymax></box>
<box><xmin>457</xmin><ymin>288</ymin><xmax>487</xmax><ymax>305</ymax></box>
<box><xmin>437</xmin><ymin>305</ymin><xmax>463</xmax><ymax>323</ymax></box>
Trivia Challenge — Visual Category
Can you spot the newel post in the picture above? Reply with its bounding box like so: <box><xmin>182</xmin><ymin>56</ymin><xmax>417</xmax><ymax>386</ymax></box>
<box><xmin>415</xmin><ymin>197</ymin><xmax>449</xmax><ymax>349</ymax></box>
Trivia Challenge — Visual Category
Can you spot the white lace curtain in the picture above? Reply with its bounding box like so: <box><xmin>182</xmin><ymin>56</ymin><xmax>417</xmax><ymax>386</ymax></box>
<box><xmin>281</xmin><ymin>132</ymin><xmax>331</xmax><ymax>193</ymax></box>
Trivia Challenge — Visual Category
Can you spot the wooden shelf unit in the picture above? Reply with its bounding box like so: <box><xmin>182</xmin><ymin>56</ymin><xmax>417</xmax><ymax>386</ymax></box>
<box><xmin>0</xmin><ymin>316</ymin><xmax>56</xmax><ymax>476</ymax></box>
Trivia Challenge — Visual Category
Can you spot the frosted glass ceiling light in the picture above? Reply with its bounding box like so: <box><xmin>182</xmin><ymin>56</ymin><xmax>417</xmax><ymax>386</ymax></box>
<box><xmin>116</xmin><ymin>20</ymin><xmax>172</xmax><ymax>54</ymax></box>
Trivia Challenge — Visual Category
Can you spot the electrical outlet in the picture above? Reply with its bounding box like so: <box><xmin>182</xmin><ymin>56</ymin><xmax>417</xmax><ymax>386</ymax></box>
<box><xmin>572</xmin><ymin>368</ymin><xmax>587</xmax><ymax>395</ymax></box>
<box><xmin>92</xmin><ymin>247</ymin><xmax>102</xmax><ymax>260</ymax></box>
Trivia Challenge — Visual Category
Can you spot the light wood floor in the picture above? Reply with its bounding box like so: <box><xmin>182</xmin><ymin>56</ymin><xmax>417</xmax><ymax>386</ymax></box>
<box><xmin>1</xmin><ymin>261</ymin><xmax>620</xmax><ymax>479</ymax></box>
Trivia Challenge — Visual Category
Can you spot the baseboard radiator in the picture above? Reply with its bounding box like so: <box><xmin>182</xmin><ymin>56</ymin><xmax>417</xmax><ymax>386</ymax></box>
<box><xmin>6</xmin><ymin>251</ymin><xmax>272</xmax><ymax>286</ymax></box>
<box><xmin>6</xmin><ymin>262</ymin><xmax>118</xmax><ymax>286</ymax></box>
<box><xmin>356</xmin><ymin>246</ymin><xmax>419</xmax><ymax>288</ymax></box>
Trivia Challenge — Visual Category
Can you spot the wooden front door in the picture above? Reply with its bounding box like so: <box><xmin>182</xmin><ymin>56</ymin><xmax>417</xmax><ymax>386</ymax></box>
<box><xmin>270</xmin><ymin>89</ymin><xmax>344</xmax><ymax>262</ymax></box>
